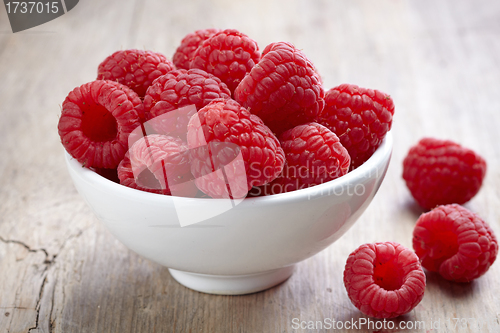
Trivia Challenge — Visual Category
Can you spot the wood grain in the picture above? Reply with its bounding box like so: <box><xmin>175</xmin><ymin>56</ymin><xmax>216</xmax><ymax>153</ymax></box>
<box><xmin>1</xmin><ymin>0</ymin><xmax>500</xmax><ymax>332</ymax></box>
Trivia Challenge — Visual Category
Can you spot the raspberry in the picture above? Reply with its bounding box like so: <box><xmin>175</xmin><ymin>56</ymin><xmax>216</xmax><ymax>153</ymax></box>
<box><xmin>97</xmin><ymin>49</ymin><xmax>175</xmax><ymax>98</ymax></box>
<box><xmin>187</xmin><ymin>98</ymin><xmax>285</xmax><ymax>198</ymax></box>
<box><xmin>343</xmin><ymin>242</ymin><xmax>426</xmax><ymax>319</ymax></box>
<box><xmin>117</xmin><ymin>134</ymin><xmax>198</xmax><ymax>197</ymax></box>
<box><xmin>190</xmin><ymin>29</ymin><xmax>260</xmax><ymax>94</ymax></box>
<box><xmin>316</xmin><ymin>84</ymin><xmax>394</xmax><ymax>169</ymax></box>
<box><xmin>402</xmin><ymin>138</ymin><xmax>486</xmax><ymax>210</ymax></box>
<box><xmin>234</xmin><ymin>41</ymin><xmax>325</xmax><ymax>135</ymax></box>
<box><xmin>143</xmin><ymin>69</ymin><xmax>231</xmax><ymax>136</ymax></box>
<box><xmin>173</xmin><ymin>28</ymin><xmax>221</xmax><ymax>70</ymax></box>
<box><xmin>117</xmin><ymin>152</ymin><xmax>163</xmax><ymax>195</ymax></box>
<box><xmin>413</xmin><ymin>204</ymin><xmax>498</xmax><ymax>282</ymax></box>
<box><xmin>58</xmin><ymin>80</ymin><xmax>143</xmax><ymax>169</ymax></box>
<box><xmin>259</xmin><ymin>122</ymin><xmax>350</xmax><ymax>195</ymax></box>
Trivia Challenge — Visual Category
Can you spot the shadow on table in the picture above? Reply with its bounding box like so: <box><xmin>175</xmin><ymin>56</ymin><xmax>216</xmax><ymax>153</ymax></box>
<box><xmin>424</xmin><ymin>270</ymin><xmax>477</xmax><ymax>299</ymax></box>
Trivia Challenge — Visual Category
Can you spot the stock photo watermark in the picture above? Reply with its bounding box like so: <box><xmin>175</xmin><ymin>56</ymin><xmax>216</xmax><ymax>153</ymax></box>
<box><xmin>291</xmin><ymin>315</ymin><xmax>500</xmax><ymax>331</ymax></box>
<box><xmin>3</xmin><ymin>0</ymin><xmax>79</xmax><ymax>32</ymax></box>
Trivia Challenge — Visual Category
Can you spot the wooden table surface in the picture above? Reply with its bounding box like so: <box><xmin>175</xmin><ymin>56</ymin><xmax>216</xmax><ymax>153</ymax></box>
<box><xmin>1</xmin><ymin>0</ymin><xmax>499</xmax><ymax>332</ymax></box>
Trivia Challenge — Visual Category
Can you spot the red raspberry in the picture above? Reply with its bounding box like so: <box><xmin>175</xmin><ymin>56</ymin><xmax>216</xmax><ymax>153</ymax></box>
<box><xmin>234</xmin><ymin>41</ymin><xmax>325</xmax><ymax>135</ymax></box>
<box><xmin>344</xmin><ymin>242</ymin><xmax>426</xmax><ymax>319</ymax></box>
<box><xmin>143</xmin><ymin>69</ymin><xmax>231</xmax><ymax>136</ymax></box>
<box><xmin>58</xmin><ymin>80</ymin><xmax>143</xmax><ymax>169</ymax></box>
<box><xmin>259</xmin><ymin>122</ymin><xmax>350</xmax><ymax>195</ymax></box>
<box><xmin>117</xmin><ymin>152</ymin><xmax>163</xmax><ymax>195</ymax></box>
<box><xmin>173</xmin><ymin>28</ymin><xmax>221</xmax><ymax>70</ymax></box>
<box><xmin>187</xmin><ymin>98</ymin><xmax>285</xmax><ymax>198</ymax></box>
<box><xmin>413</xmin><ymin>204</ymin><xmax>498</xmax><ymax>282</ymax></box>
<box><xmin>316</xmin><ymin>84</ymin><xmax>394</xmax><ymax>169</ymax></box>
<box><xmin>402</xmin><ymin>138</ymin><xmax>487</xmax><ymax>210</ymax></box>
<box><xmin>97</xmin><ymin>49</ymin><xmax>175</xmax><ymax>98</ymax></box>
<box><xmin>190</xmin><ymin>29</ymin><xmax>260</xmax><ymax>94</ymax></box>
<box><xmin>117</xmin><ymin>134</ymin><xmax>198</xmax><ymax>197</ymax></box>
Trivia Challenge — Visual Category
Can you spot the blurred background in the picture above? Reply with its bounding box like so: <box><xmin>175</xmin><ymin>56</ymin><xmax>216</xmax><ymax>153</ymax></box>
<box><xmin>1</xmin><ymin>0</ymin><xmax>499</xmax><ymax>332</ymax></box>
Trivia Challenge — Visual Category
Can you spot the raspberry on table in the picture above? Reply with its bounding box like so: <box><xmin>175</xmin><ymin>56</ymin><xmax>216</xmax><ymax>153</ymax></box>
<box><xmin>143</xmin><ymin>68</ymin><xmax>231</xmax><ymax>136</ymax></box>
<box><xmin>117</xmin><ymin>152</ymin><xmax>164</xmax><ymax>195</ymax></box>
<box><xmin>402</xmin><ymin>138</ymin><xmax>487</xmax><ymax>210</ymax></box>
<box><xmin>58</xmin><ymin>80</ymin><xmax>143</xmax><ymax>169</ymax></box>
<box><xmin>118</xmin><ymin>134</ymin><xmax>198</xmax><ymax>197</ymax></box>
<box><xmin>190</xmin><ymin>29</ymin><xmax>261</xmax><ymax>94</ymax></box>
<box><xmin>187</xmin><ymin>98</ymin><xmax>285</xmax><ymax>198</ymax></box>
<box><xmin>315</xmin><ymin>84</ymin><xmax>394</xmax><ymax>169</ymax></box>
<box><xmin>413</xmin><ymin>204</ymin><xmax>498</xmax><ymax>282</ymax></box>
<box><xmin>343</xmin><ymin>242</ymin><xmax>426</xmax><ymax>319</ymax></box>
<box><xmin>259</xmin><ymin>122</ymin><xmax>350</xmax><ymax>195</ymax></box>
<box><xmin>173</xmin><ymin>28</ymin><xmax>221</xmax><ymax>70</ymax></box>
<box><xmin>97</xmin><ymin>49</ymin><xmax>175</xmax><ymax>98</ymax></box>
<box><xmin>234</xmin><ymin>41</ymin><xmax>325</xmax><ymax>136</ymax></box>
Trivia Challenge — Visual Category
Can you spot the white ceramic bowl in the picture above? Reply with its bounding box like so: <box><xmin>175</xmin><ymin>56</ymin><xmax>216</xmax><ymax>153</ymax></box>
<box><xmin>65</xmin><ymin>133</ymin><xmax>392</xmax><ymax>295</ymax></box>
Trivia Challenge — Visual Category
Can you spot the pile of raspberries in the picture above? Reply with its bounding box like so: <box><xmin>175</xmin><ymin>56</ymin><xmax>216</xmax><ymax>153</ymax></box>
<box><xmin>58</xmin><ymin>28</ymin><xmax>497</xmax><ymax>320</ymax></box>
<box><xmin>58</xmin><ymin>28</ymin><xmax>395</xmax><ymax>199</ymax></box>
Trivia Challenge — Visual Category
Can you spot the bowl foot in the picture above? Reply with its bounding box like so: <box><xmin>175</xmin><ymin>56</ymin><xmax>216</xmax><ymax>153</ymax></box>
<box><xmin>168</xmin><ymin>265</ymin><xmax>295</xmax><ymax>295</ymax></box>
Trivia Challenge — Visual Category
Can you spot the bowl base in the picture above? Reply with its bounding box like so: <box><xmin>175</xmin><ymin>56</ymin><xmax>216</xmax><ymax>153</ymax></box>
<box><xmin>168</xmin><ymin>265</ymin><xmax>295</xmax><ymax>295</ymax></box>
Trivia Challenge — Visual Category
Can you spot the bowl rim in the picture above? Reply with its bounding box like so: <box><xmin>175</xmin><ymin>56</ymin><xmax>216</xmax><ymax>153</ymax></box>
<box><xmin>65</xmin><ymin>132</ymin><xmax>393</xmax><ymax>206</ymax></box>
